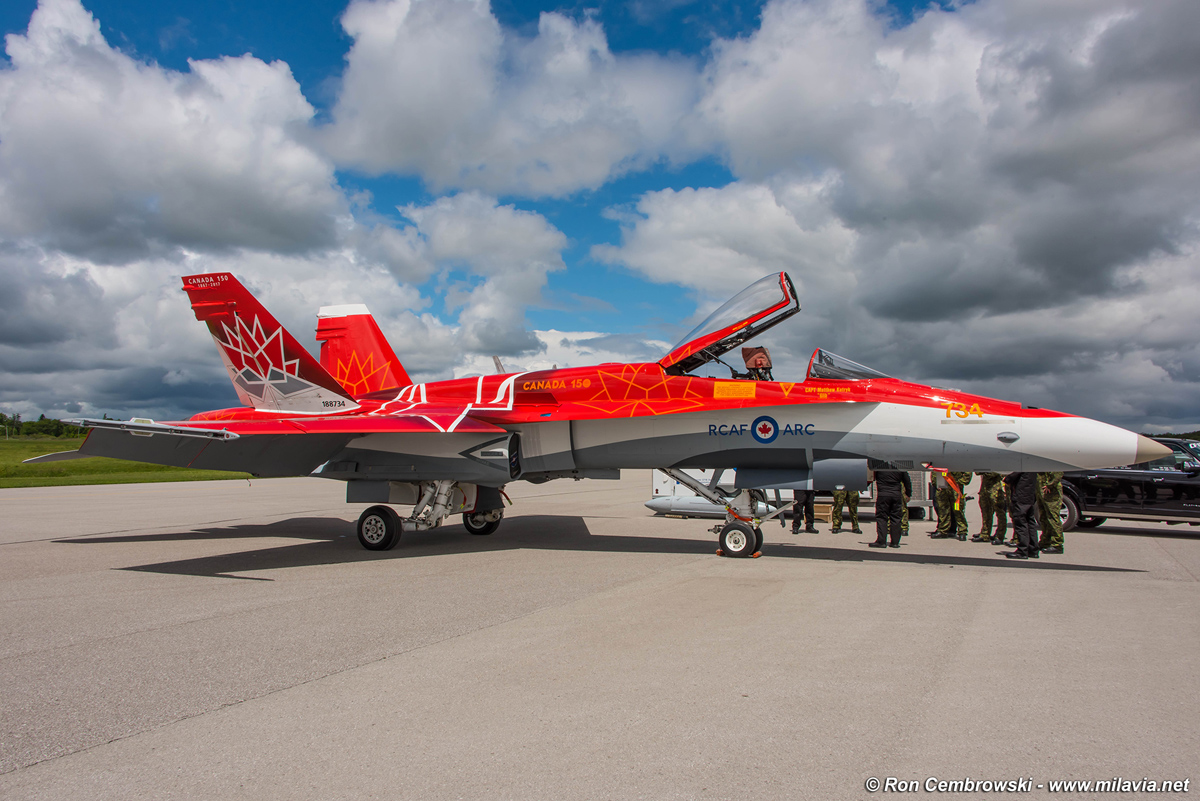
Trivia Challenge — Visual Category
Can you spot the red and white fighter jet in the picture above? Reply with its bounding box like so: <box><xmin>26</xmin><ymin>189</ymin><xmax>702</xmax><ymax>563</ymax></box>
<box><xmin>49</xmin><ymin>271</ymin><xmax>1169</xmax><ymax>557</ymax></box>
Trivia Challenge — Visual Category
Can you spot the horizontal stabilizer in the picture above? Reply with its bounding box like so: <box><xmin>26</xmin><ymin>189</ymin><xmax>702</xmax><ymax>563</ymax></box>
<box><xmin>69</xmin><ymin>418</ymin><xmax>240</xmax><ymax>440</ymax></box>
<box><xmin>22</xmin><ymin>450</ymin><xmax>88</xmax><ymax>464</ymax></box>
<box><xmin>76</xmin><ymin>426</ymin><xmax>351</xmax><ymax>477</ymax></box>
<box><xmin>181</xmin><ymin>273</ymin><xmax>359</xmax><ymax>414</ymax></box>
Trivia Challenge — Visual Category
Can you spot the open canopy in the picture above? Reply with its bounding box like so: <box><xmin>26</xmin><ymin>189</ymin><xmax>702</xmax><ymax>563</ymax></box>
<box><xmin>659</xmin><ymin>272</ymin><xmax>800</xmax><ymax>374</ymax></box>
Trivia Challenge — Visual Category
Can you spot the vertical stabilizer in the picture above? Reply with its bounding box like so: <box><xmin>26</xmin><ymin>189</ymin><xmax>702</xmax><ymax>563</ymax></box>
<box><xmin>181</xmin><ymin>273</ymin><xmax>359</xmax><ymax>413</ymax></box>
<box><xmin>315</xmin><ymin>305</ymin><xmax>412</xmax><ymax>395</ymax></box>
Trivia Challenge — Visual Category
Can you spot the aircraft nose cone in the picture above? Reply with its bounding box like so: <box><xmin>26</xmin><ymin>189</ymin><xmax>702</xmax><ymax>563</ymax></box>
<box><xmin>1135</xmin><ymin>436</ymin><xmax>1172</xmax><ymax>464</ymax></box>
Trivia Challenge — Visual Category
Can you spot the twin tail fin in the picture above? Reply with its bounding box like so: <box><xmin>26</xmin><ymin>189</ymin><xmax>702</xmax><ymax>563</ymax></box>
<box><xmin>315</xmin><ymin>305</ymin><xmax>411</xmax><ymax>395</ymax></box>
<box><xmin>181</xmin><ymin>273</ymin><xmax>359</xmax><ymax>414</ymax></box>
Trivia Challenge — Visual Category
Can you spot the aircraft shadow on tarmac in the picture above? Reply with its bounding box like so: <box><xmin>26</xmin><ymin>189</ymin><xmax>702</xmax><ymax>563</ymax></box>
<box><xmin>57</xmin><ymin>516</ymin><xmax>1142</xmax><ymax>580</ymax></box>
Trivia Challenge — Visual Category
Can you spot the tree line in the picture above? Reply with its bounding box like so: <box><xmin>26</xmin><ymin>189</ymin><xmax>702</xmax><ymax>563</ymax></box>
<box><xmin>0</xmin><ymin>413</ymin><xmax>91</xmax><ymax>439</ymax></box>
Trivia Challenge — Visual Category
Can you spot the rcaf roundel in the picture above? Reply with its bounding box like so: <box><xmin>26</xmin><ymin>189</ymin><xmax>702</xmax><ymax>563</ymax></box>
<box><xmin>751</xmin><ymin>415</ymin><xmax>779</xmax><ymax>444</ymax></box>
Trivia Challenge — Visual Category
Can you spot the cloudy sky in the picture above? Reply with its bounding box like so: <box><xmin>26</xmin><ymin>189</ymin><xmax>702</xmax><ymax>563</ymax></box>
<box><xmin>1</xmin><ymin>0</ymin><xmax>1197</xmax><ymax>431</ymax></box>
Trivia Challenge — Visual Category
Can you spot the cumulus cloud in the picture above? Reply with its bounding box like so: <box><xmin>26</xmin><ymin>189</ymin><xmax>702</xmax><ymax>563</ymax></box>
<box><xmin>0</xmin><ymin>0</ymin><xmax>346</xmax><ymax>262</ymax></box>
<box><xmin>325</xmin><ymin>0</ymin><xmax>701</xmax><ymax>196</ymax></box>
<box><xmin>401</xmin><ymin>192</ymin><xmax>567</xmax><ymax>354</ymax></box>
<box><xmin>595</xmin><ymin>179</ymin><xmax>855</xmax><ymax>300</ymax></box>
<box><xmin>690</xmin><ymin>0</ymin><xmax>1200</xmax><ymax>314</ymax></box>
<box><xmin>455</xmin><ymin>329</ymin><xmax>670</xmax><ymax>378</ymax></box>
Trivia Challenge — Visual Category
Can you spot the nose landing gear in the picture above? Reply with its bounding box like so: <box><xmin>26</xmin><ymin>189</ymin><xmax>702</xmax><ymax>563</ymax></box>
<box><xmin>717</xmin><ymin>520</ymin><xmax>762</xmax><ymax>558</ymax></box>
<box><xmin>659</xmin><ymin>468</ymin><xmax>789</xmax><ymax>559</ymax></box>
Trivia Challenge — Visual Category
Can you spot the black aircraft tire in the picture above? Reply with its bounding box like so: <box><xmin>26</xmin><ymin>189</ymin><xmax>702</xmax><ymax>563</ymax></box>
<box><xmin>754</xmin><ymin>527</ymin><xmax>764</xmax><ymax>553</ymax></box>
<box><xmin>463</xmin><ymin>511</ymin><xmax>501</xmax><ymax>536</ymax></box>
<box><xmin>1076</xmin><ymin>516</ymin><xmax>1106</xmax><ymax>529</ymax></box>
<box><xmin>719</xmin><ymin>521</ymin><xmax>757</xmax><ymax>558</ymax></box>
<box><xmin>357</xmin><ymin>505</ymin><xmax>401</xmax><ymax>551</ymax></box>
<box><xmin>908</xmin><ymin>507</ymin><xmax>926</xmax><ymax>521</ymax></box>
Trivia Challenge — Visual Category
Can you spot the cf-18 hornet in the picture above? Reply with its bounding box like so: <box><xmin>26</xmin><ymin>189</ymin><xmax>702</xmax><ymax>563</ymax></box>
<box><xmin>37</xmin><ymin>271</ymin><xmax>1169</xmax><ymax>557</ymax></box>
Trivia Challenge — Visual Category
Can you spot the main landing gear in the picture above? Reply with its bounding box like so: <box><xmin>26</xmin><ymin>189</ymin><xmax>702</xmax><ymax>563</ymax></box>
<box><xmin>354</xmin><ymin>479</ymin><xmax>505</xmax><ymax>551</ymax></box>
<box><xmin>357</xmin><ymin>505</ymin><xmax>402</xmax><ymax>551</ymax></box>
<box><xmin>462</xmin><ymin>509</ymin><xmax>502</xmax><ymax>536</ymax></box>
<box><xmin>659</xmin><ymin>468</ymin><xmax>789</xmax><ymax>559</ymax></box>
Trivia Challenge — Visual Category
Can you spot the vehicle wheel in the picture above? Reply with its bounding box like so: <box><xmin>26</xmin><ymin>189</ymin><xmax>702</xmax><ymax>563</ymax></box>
<box><xmin>1076</xmin><ymin>517</ymin><xmax>1106</xmax><ymax>529</ymax></box>
<box><xmin>719</xmin><ymin>521</ymin><xmax>757</xmax><ymax>558</ymax></box>
<box><xmin>357</xmin><ymin>505</ymin><xmax>401</xmax><ymax>551</ymax></box>
<box><xmin>753</xmin><ymin>526</ymin><xmax>764</xmax><ymax>553</ymax></box>
<box><xmin>1059</xmin><ymin>496</ymin><xmax>1079</xmax><ymax>532</ymax></box>
<box><xmin>463</xmin><ymin>511</ymin><xmax>501</xmax><ymax>536</ymax></box>
<box><xmin>908</xmin><ymin>507</ymin><xmax>925</xmax><ymax>521</ymax></box>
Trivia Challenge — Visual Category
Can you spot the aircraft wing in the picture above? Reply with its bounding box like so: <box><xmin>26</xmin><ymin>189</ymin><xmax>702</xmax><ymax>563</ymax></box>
<box><xmin>69</xmin><ymin>411</ymin><xmax>509</xmax><ymax>477</ymax></box>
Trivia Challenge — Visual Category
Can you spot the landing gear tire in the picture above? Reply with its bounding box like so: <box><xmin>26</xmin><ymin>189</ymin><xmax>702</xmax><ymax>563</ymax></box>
<box><xmin>754</xmin><ymin>526</ymin><xmax>764</xmax><ymax>553</ymax></box>
<box><xmin>463</xmin><ymin>511</ymin><xmax>502</xmax><ymax>536</ymax></box>
<box><xmin>719</xmin><ymin>521</ymin><xmax>757</xmax><ymax>558</ymax></box>
<box><xmin>1076</xmin><ymin>516</ymin><xmax>1105</xmax><ymax>529</ymax></box>
<box><xmin>357</xmin><ymin>505</ymin><xmax>401</xmax><ymax>551</ymax></box>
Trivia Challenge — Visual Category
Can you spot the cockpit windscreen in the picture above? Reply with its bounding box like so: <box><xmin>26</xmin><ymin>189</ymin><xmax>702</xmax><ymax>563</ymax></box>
<box><xmin>806</xmin><ymin>348</ymin><xmax>890</xmax><ymax>381</ymax></box>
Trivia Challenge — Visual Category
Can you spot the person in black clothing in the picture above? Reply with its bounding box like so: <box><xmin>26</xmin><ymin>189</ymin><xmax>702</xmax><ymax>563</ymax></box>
<box><xmin>1004</xmin><ymin>472</ymin><xmax>1040</xmax><ymax>559</ymax></box>
<box><xmin>870</xmin><ymin>469</ymin><xmax>912</xmax><ymax>548</ymax></box>
<box><xmin>790</xmin><ymin>489</ymin><xmax>818</xmax><ymax>534</ymax></box>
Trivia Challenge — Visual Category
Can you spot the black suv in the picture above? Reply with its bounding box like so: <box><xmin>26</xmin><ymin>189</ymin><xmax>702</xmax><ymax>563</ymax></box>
<box><xmin>1060</xmin><ymin>438</ymin><xmax>1200</xmax><ymax>531</ymax></box>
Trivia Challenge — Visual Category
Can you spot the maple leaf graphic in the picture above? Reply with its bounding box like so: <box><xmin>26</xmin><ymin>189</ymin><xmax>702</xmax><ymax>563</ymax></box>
<box><xmin>215</xmin><ymin>314</ymin><xmax>298</xmax><ymax>381</ymax></box>
<box><xmin>758</xmin><ymin>422</ymin><xmax>774</xmax><ymax>436</ymax></box>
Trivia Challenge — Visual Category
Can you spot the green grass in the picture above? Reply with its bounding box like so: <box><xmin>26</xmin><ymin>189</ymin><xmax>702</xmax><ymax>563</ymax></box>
<box><xmin>0</xmin><ymin>438</ymin><xmax>253</xmax><ymax>488</ymax></box>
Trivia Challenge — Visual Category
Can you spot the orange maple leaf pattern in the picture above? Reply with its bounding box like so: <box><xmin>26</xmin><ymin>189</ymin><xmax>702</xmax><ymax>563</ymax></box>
<box><xmin>572</xmin><ymin>364</ymin><xmax>710</xmax><ymax>417</ymax></box>
<box><xmin>334</xmin><ymin>351</ymin><xmax>394</xmax><ymax>396</ymax></box>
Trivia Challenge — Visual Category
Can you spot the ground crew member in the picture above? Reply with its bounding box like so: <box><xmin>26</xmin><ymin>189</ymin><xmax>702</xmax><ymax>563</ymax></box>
<box><xmin>972</xmin><ymin>472</ymin><xmax>1008</xmax><ymax>544</ymax></box>
<box><xmin>869</xmin><ymin>470</ymin><xmax>912</xmax><ymax>549</ymax></box>
<box><xmin>1037</xmin><ymin>472</ymin><xmax>1064</xmax><ymax>553</ymax></box>
<box><xmin>791</xmin><ymin>489</ymin><xmax>818</xmax><ymax>534</ymax></box>
<box><xmin>932</xmin><ymin>471</ymin><xmax>950</xmax><ymax>537</ymax></box>
<box><xmin>933</xmin><ymin>470</ymin><xmax>971</xmax><ymax>539</ymax></box>
<box><xmin>950</xmin><ymin>471</ymin><xmax>973</xmax><ymax>539</ymax></box>
<box><xmin>831</xmin><ymin>489</ymin><xmax>861</xmax><ymax>533</ymax></box>
<box><xmin>1005</xmin><ymin>472</ymin><xmax>1040</xmax><ymax>559</ymax></box>
<box><xmin>900</xmin><ymin>488</ymin><xmax>910</xmax><ymax>536</ymax></box>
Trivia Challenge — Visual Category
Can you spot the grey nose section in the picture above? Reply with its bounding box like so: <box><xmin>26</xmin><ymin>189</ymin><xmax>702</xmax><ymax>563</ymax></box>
<box><xmin>1135</xmin><ymin>436</ymin><xmax>1172</xmax><ymax>463</ymax></box>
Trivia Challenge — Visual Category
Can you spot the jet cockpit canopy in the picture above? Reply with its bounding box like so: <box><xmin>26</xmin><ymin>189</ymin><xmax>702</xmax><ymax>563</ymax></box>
<box><xmin>659</xmin><ymin>272</ymin><xmax>799</xmax><ymax>375</ymax></box>
<box><xmin>805</xmin><ymin>348</ymin><xmax>890</xmax><ymax>381</ymax></box>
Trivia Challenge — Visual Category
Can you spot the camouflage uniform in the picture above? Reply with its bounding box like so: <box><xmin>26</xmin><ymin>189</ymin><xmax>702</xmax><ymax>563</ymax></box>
<box><xmin>975</xmin><ymin>472</ymin><xmax>1008</xmax><ymax>542</ymax></box>
<box><xmin>831</xmin><ymin>490</ymin><xmax>860</xmax><ymax>532</ymax></box>
<box><xmin>1037</xmin><ymin>472</ymin><xmax>1064</xmax><ymax>550</ymax></box>
<box><xmin>900</xmin><ymin>492</ymin><xmax>910</xmax><ymax>535</ymax></box>
<box><xmin>934</xmin><ymin>472</ymin><xmax>971</xmax><ymax>539</ymax></box>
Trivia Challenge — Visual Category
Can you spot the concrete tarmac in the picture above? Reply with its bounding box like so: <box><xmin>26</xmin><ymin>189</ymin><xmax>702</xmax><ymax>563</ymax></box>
<box><xmin>1</xmin><ymin>473</ymin><xmax>1197</xmax><ymax>799</ymax></box>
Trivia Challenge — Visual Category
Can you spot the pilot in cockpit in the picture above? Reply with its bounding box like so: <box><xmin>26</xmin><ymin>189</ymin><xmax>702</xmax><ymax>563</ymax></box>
<box><xmin>741</xmin><ymin>346</ymin><xmax>774</xmax><ymax>381</ymax></box>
